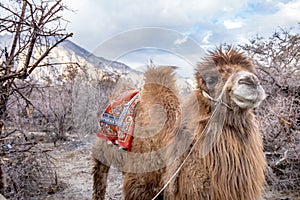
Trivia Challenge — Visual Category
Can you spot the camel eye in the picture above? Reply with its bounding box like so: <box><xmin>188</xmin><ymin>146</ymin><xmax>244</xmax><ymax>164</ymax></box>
<box><xmin>205</xmin><ymin>75</ymin><xmax>218</xmax><ymax>89</ymax></box>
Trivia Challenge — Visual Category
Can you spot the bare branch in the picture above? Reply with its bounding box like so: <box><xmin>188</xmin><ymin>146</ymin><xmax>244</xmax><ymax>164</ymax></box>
<box><xmin>28</xmin><ymin>33</ymin><xmax>73</xmax><ymax>75</ymax></box>
<box><xmin>7</xmin><ymin>0</ymin><xmax>27</xmax><ymax>66</ymax></box>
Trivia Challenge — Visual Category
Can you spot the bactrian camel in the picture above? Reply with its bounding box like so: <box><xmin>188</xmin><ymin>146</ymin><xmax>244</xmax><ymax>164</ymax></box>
<box><xmin>92</xmin><ymin>47</ymin><xmax>267</xmax><ymax>200</ymax></box>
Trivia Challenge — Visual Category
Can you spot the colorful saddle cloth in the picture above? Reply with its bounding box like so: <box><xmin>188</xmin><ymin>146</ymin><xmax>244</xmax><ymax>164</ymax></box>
<box><xmin>97</xmin><ymin>90</ymin><xmax>140</xmax><ymax>151</ymax></box>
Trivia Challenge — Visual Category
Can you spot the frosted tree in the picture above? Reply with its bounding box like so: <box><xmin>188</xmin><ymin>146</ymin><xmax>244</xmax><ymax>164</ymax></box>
<box><xmin>0</xmin><ymin>0</ymin><xmax>72</xmax><ymax>196</ymax></box>
<box><xmin>241</xmin><ymin>25</ymin><xmax>300</xmax><ymax>198</ymax></box>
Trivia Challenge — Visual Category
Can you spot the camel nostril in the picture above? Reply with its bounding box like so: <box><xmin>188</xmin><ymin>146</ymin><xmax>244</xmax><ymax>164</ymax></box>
<box><xmin>238</xmin><ymin>76</ymin><xmax>257</xmax><ymax>86</ymax></box>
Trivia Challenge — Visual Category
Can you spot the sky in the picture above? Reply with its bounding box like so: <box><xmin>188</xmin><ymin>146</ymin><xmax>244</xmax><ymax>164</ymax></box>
<box><xmin>63</xmin><ymin>0</ymin><xmax>300</xmax><ymax>76</ymax></box>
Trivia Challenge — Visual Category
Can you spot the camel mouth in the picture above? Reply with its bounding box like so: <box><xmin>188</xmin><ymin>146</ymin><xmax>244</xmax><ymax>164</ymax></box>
<box><xmin>231</xmin><ymin>94</ymin><xmax>257</xmax><ymax>108</ymax></box>
<box><xmin>231</xmin><ymin>86</ymin><xmax>265</xmax><ymax>108</ymax></box>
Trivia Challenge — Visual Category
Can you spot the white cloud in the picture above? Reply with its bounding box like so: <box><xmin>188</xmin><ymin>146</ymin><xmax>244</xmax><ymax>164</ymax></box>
<box><xmin>235</xmin><ymin>0</ymin><xmax>300</xmax><ymax>39</ymax></box>
<box><xmin>202</xmin><ymin>32</ymin><xmax>212</xmax><ymax>44</ymax></box>
<box><xmin>174</xmin><ymin>36</ymin><xmax>188</xmax><ymax>45</ymax></box>
<box><xmin>119</xmin><ymin>50</ymin><xmax>196</xmax><ymax>77</ymax></box>
<box><xmin>223</xmin><ymin>20</ymin><xmax>244</xmax><ymax>29</ymax></box>
<box><xmin>63</xmin><ymin>0</ymin><xmax>249</xmax><ymax>50</ymax></box>
<box><xmin>62</xmin><ymin>0</ymin><xmax>300</xmax><ymax>72</ymax></box>
<box><xmin>276</xmin><ymin>0</ymin><xmax>300</xmax><ymax>21</ymax></box>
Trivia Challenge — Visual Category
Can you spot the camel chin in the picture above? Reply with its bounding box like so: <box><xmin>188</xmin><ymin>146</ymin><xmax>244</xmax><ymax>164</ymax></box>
<box><xmin>230</xmin><ymin>71</ymin><xmax>266</xmax><ymax>109</ymax></box>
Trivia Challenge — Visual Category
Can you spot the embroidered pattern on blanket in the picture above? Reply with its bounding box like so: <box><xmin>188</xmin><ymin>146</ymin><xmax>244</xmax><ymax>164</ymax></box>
<box><xmin>97</xmin><ymin>90</ymin><xmax>140</xmax><ymax>151</ymax></box>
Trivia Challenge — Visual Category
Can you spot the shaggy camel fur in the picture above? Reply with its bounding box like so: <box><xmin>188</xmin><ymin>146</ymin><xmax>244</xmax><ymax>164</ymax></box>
<box><xmin>92</xmin><ymin>47</ymin><xmax>267</xmax><ymax>200</ymax></box>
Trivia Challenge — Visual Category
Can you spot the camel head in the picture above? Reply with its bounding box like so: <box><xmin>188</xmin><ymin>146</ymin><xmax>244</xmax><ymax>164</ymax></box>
<box><xmin>196</xmin><ymin>47</ymin><xmax>266</xmax><ymax>110</ymax></box>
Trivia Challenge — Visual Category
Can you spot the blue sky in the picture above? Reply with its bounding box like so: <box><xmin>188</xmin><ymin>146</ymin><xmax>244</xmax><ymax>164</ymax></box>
<box><xmin>63</xmin><ymin>0</ymin><xmax>300</xmax><ymax>76</ymax></box>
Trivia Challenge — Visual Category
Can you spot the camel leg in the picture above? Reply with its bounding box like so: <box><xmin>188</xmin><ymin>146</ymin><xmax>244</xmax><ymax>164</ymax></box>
<box><xmin>92</xmin><ymin>158</ymin><xmax>110</xmax><ymax>200</ymax></box>
<box><xmin>123</xmin><ymin>172</ymin><xmax>164</xmax><ymax>200</ymax></box>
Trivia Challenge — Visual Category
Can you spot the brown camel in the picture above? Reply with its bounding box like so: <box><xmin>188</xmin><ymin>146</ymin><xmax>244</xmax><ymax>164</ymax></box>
<box><xmin>92</xmin><ymin>47</ymin><xmax>267</xmax><ymax>200</ymax></box>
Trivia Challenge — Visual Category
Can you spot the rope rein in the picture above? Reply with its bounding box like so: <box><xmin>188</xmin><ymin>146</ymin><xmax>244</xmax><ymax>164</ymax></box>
<box><xmin>151</xmin><ymin>75</ymin><xmax>234</xmax><ymax>200</ymax></box>
<box><xmin>202</xmin><ymin>90</ymin><xmax>233</xmax><ymax>110</ymax></box>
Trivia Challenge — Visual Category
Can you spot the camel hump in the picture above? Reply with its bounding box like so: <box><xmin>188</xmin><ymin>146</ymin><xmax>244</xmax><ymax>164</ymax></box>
<box><xmin>143</xmin><ymin>66</ymin><xmax>178</xmax><ymax>95</ymax></box>
<box><xmin>134</xmin><ymin>66</ymin><xmax>181</xmax><ymax>152</ymax></box>
<box><xmin>139</xmin><ymin>66</ymin><xmax>180</xmax><ymax>129</ymax></box>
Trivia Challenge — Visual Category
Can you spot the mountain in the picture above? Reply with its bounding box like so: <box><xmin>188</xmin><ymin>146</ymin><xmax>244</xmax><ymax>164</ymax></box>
<box><xmin>0</xmin><ymin>34</ymin><xmax>136</xmax><ymax>75</ymax></box>
<box><xmin>0</xmin><ymin>34</ymin><xmax>193</xmax><ymax>91</ymax></box>
<box><xmin>59</xmin><ymin>40</ymin><xmax>133</xmax><ymax>75</ymax></box>
<box><xmin>44</xmin><ymin>38</ymin><xmax>194</xmax><ymax>92</ymax></box>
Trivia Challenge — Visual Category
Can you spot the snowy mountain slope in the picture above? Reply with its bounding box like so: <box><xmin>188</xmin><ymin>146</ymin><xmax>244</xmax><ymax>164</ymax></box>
<box><xmin>0</xmin><ymin>34</ymin><xmax>140</xmax><ymax>81</ymax></box>
<box><xmin>0</xmin><ymin>34</ymin><xmax>193</xmax><ymax>91</ymax></box>
<box><xmin>59</xmin><ymin>40</ymin><xmax>133</xmax><ymax>74</ymax></box>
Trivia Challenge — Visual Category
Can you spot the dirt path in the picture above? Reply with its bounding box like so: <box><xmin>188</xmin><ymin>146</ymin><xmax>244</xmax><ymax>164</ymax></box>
<box><xmin>36</xmin><ymin>134</ymin><xmax>294</xmax><ymax>200</ymax></box>
<box><xmin>38</xmin><ymin>134</ymin><xmax>123</xmax><ymax>200</ymax></box>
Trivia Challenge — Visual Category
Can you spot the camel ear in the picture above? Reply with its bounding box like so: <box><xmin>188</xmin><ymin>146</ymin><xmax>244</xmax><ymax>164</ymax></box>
<box><xmin>195</xmin><ymin>70</ymin><xmax>209</xmax><ymax>92</ymax></box>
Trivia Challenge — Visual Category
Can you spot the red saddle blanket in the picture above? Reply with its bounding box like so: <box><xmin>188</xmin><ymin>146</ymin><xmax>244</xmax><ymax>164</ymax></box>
<box><xmin>97</xmin><ymin>90</ymin><xmax>140</xmax><ymax>151</ymax></box>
